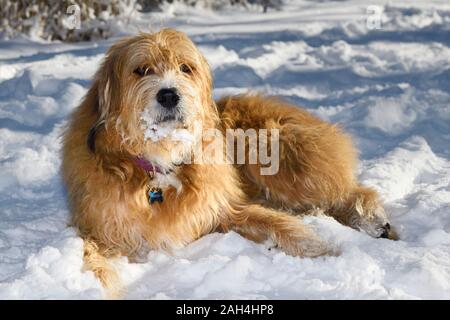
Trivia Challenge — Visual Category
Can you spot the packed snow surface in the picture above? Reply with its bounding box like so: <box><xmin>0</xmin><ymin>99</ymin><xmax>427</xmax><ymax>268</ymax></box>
<box><xmin>1</xmin><ymin>0</ymin><xmax>450</xmax><ymax>299</ymax></box>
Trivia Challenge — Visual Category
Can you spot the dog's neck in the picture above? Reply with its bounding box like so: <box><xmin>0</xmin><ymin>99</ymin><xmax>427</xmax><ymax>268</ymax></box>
<box><xmin>133</xmin><ymin>156</ymin><xmax>168</xmax><ymax>175</ymax></box>
<box><xmin>133</xmin><ymin>155</ymin><xmax>183</xmax><ymax>192</ymax></box>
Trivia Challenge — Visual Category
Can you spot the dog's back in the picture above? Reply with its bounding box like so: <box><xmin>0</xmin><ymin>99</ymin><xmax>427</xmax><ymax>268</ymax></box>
<box><xmin>217</xmin><ymin>94</ymin><xmax>396</xmax><ymax>239</ymax></box>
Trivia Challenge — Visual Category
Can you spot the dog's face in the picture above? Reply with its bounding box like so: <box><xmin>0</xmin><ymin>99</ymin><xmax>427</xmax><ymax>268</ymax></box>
<box><xmin>92</xmin><ymin>29</ymin><xmax>215</xmax><ymax>167</ymax></box>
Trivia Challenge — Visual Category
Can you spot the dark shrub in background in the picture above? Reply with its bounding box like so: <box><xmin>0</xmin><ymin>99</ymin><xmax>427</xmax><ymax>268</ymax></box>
<box><xmin>0</xmin><ymin>0</ymin><xmax>284</xmax><ymax>41</ymax></box>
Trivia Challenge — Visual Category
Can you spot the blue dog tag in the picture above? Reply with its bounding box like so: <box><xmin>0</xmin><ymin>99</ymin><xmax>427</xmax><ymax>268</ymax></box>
<box><xmin>148</xmin><ymin>187</ymin><xmax>163</xmax><ymax>204</ymax></box>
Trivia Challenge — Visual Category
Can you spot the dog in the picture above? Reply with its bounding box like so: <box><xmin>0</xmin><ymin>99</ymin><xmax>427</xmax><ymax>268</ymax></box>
<box><xmin>62</xmin><ymin>28</ymin><xmax>396</xmax><ymax>296</ymax></box>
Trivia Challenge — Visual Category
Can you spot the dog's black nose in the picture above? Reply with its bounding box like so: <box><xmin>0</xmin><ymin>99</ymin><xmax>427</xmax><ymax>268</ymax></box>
<box><xmin>156</xmin><ymin>88</ymin><xmax>179</xmax><ymax>109</ymax></box>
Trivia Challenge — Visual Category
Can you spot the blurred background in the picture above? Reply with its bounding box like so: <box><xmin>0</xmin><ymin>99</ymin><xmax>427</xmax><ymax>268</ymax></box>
<box><xmin>0</xmin><ymin>0</ymin><xmax>284</xmax><ymax>41</ymax></box>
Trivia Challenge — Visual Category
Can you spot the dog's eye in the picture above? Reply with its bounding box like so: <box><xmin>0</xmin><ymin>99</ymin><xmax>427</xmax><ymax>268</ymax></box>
<box><xmin>180</xmin><ymin>64</ymin><xmax>192</xmax><ymax>74</ymax></box>
<box><xmin>134</xmin><ymin>66</ymin><xmax>154</xmax><ymax>77</ymax></box>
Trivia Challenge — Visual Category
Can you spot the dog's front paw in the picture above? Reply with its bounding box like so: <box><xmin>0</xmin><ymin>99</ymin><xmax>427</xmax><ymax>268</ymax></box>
<box><xmin>349</xmin><ymin>206</ymin><xmax>398</xmax><ymax>240</ymax></box>
<box><xmin>379</xmin><ymin>222</ymin><xmax>399</xmax><ymax>240</ymax></box>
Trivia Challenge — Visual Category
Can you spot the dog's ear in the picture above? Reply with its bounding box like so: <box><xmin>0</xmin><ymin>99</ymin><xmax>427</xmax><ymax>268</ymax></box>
<box><xmin>87</xmin><ymin>115</ymin><xmax>105</xmax><ymax>153</ymax></box>
<box><xmin>87</xmin><ymin>53</ymin><xmax>121</xmax><ymax>153</ymax></box>
<box><xmin>97</xmin><ymin>71</ymin><xmax>114</xmax><ymax>124</ymax></box>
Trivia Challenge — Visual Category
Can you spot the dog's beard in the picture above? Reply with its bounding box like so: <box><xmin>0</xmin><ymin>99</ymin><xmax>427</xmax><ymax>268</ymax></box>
<box><xmin>139</xmin><ymin>99</ymin><xmax>204</xmax><ymax>168</ymax></box>
<box><xmin>140</xmin><ymin>102</ymin><xmax>189</xmax><ymax>143</ymax></box>
<box><xmin>154</xmin><ymin>107</ymin><xmax>185</xmax><ymax>124</ymax></box>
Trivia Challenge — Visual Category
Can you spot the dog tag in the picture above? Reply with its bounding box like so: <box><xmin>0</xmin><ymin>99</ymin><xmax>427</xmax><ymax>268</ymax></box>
<box><xmin>148</xmin><ymin>187</ymin><xmax>163</xmax><ymax>204</ymax></box>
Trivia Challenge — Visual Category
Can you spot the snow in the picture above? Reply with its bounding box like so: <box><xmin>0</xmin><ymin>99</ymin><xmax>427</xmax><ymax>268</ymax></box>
<box><xmin>140</xmin><ymin>108</ymin><xmax>176</xmax><ymax>142</ymax></box>
<box><xmin>140</xmin><ymin>113</ymin><xmax>195</xmax><ymax>144</ymax></box>
<box><xmin>1</xmin><ymin>0</ymin><xmax>450</xmax><ymax>299</ymax></box>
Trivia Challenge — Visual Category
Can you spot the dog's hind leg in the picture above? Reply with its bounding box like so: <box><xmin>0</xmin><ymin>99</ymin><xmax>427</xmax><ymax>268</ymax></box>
<box><xmin>330</xmin><ymin>185</ymin><xmax>398</xmax><ymax>240</ymax></box>
<box><xmin>83</xmin><ymin>239</ymin><xmax>123</xmax><ymax>299</ymax></box>
<box><xmin>226</xmin><ymin>204</ymin><xmax>329</xmax><ymax>258</ymax></box>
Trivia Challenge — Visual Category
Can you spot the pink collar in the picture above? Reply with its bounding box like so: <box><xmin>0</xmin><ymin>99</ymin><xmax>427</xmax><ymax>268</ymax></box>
<box><xmin>133</xmin><ymin>156</ymin><xmax>164</xmax><ymax>174</ymax></box>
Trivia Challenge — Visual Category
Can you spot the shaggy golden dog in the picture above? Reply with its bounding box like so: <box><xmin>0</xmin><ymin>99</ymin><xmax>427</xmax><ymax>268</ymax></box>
<box><xmin>62</xmin><ymin>28</ymin><xmax>395</xmax><ymax>296</ymax></box>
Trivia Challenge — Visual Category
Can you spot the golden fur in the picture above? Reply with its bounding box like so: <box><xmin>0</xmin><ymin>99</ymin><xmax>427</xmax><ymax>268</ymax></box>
<box><xmin>61</xmin><ymin>29</ymin><xmax>395</xmax><ymax>298</ymax></box>
<box><xmin>217</xmin><ymin>95</ymin><xmax>396</xmax><ymax>235</ymax></box>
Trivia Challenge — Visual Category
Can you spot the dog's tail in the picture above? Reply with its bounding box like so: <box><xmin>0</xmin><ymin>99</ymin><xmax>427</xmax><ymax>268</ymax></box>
<box><xmin>83</xmin><ymin>239</ymin><xmax>123</xmax><ymax>299</ymax></box>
